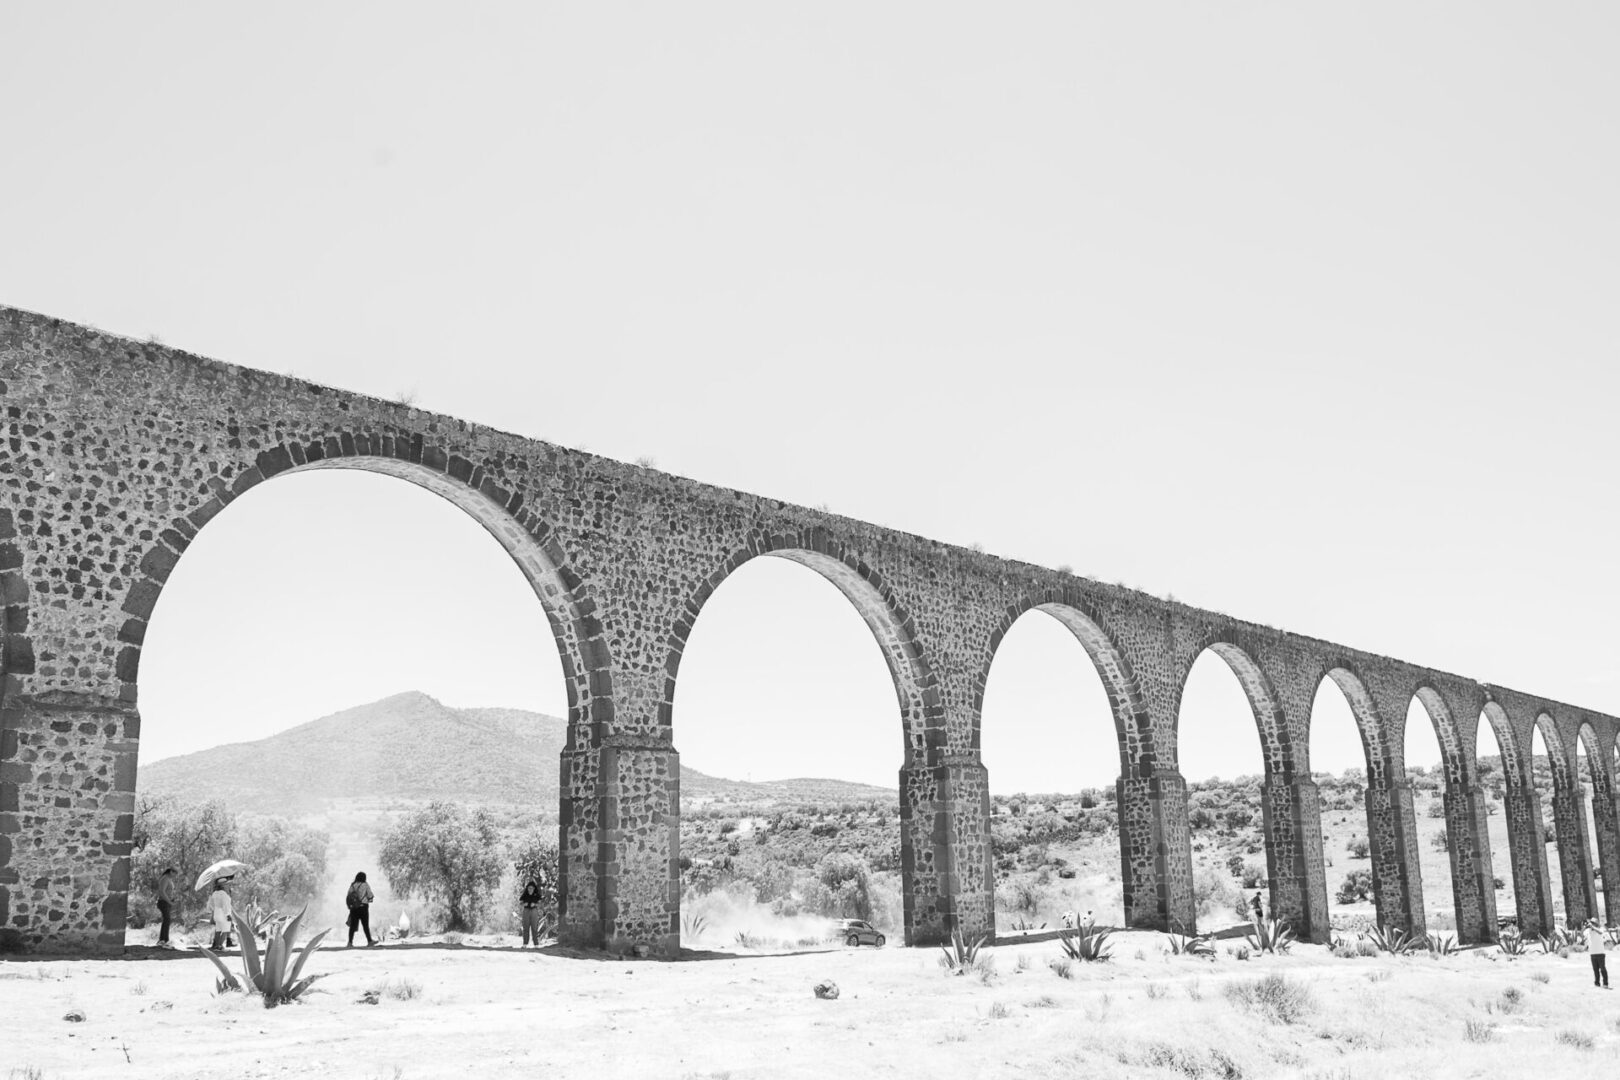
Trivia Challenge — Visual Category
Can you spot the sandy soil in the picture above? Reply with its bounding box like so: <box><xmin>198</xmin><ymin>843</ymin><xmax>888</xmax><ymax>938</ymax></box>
<box><xmin>6</xmin><ymin>929</ymin><xmax>1620</xmax><ymax>1080</ymax></box>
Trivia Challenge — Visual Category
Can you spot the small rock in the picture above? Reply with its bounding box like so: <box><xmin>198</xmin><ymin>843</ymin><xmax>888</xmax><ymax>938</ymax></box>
<box><xmin>63</xmin><ymin>1009</ymin><xmax>86</xmax><ymax>1022</ymax></box>
<box><xmin>356</xmin><ymin>990</ymin><xmax>380</xmax><ymax>1005</ymax></box>
<box><xmin>813</xmin><ymin>980</ymin><xmax>839</xmax><ymax>1000</ymax></box>
<box><xmin>631</xmin><ymin>943</ymin><xmax>650</xmax><ymax>958</ymax></box>
<box><xmin>149</xmin><ymin>1000</ymin><xmax>173</xmax><ymax>1012</ymax></box>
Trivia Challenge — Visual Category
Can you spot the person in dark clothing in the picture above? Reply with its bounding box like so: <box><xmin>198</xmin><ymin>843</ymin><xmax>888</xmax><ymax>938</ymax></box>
<box><xmin>156</xmin><ymin>867</ymin><xmax>178</xmax><ymax>949</ymax></box>
<box><xmin>519</xmin><ymin>880</ymin><xmax>543</xmax><ymax>947</ymax></box>
<box><xmin>346</xmin><ymin>871</ymin><xmax>376</xmax><ymax>947</ymax></box>
<box><xmin>1250</xmin><ymin>891</ymin><xmax>1265</xmax><ymax>923</ymax></box>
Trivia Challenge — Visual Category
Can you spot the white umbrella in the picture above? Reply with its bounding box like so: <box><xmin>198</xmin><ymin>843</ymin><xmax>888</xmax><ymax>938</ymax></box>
<box><xmin>194</xmin><ymin>859</ymin><xmax>249</xmax><ymax>892</ymax></box>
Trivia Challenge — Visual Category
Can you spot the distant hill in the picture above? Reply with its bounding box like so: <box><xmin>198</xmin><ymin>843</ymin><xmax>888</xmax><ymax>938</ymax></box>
<box><xmin>140</xmin><ymin>692</ymin><xmax>894</xmax><ymax>813</ymax></box>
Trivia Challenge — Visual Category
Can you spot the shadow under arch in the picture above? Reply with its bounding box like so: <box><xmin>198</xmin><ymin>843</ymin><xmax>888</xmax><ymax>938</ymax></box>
<box><xmin>657</xmin><ymin>527</ymin><xmax>946</xmax><ymax>945</ymax></box>
<box><xmin>112</xmin><ymin>436</ymin><xmax>613</xmax><ymax>943</ymax></box>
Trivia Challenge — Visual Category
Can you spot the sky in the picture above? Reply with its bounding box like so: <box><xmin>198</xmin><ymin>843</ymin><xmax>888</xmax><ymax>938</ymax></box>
<box><xmin>2</xmin><ymin>4</ymin><xmax>1616</xmax><ymax>793</ymax></box>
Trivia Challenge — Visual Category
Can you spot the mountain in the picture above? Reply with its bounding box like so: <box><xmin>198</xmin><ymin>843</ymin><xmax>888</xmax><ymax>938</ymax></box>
<box><xmin>139</xmin><ymin>692</ymin><xmax>894</xmax><ymax>813</ymax></box>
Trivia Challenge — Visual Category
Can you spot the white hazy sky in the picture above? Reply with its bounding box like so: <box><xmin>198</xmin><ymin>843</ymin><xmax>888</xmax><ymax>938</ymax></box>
<box><xmin>2</xmin><ymin>4</ymin><xmax>1616</xmax><ymax>792</ymax></box>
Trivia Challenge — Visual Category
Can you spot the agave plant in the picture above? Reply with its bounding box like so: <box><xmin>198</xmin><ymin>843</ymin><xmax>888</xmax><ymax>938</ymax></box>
<box><xmin>939</xmin><ymin>928</ymin><xmax>989</xmax><ymax>974</ymax></box>
<box><xmin>1244</xmin><ymin>915</ymin><xmax>1294</xmax><ymax>955</ymax></box>
<box><xmin>239</xmin><ymin>902</ymin><xmax>281</xmax><ymax>940</ymax></box>
<box><xmin>1425</xmin><ymin>932</ymin><xmax>1458</xmax><ymax>956</ymax></box>
<box><xmin>1166</xmin><ymin>930</ymin><xmax>1214</xmax><ymax>958</ymax></box>
<box><xmin>1057</xmin><ymin>925</ymin><xmax>1113</xmax><ymax>963</ymax></box>
<box><xmin>680</xmin><ymin>911</ymin><xmax>708</xmax><ymax>943</ymax></box>
<box><xmin>1008</xmin><ymin>917</ymin><xmax>1047</xmax><ymax>933</ymax></box>
<box><xmin>201</xmin><ymin>905</ymin><xmax>329</xmax><ymax>1008</ymax></box>
<box><xmin>1363</xmin><ymin>924</ymin><xmax>1421</xmax><ymax>955</ymax></box>
<box><xmin>1498</xmin><ymin>931</ymin><xmax>1527</xmax><ymax>957</ymax></box>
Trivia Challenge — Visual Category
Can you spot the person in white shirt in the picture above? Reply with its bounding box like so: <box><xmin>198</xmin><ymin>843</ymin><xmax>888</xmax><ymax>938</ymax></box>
<box><xmin>1583</xmin><ymin>918</ymin><xmax>1610</xmax><ymax>989</ymax></box>
<box><xmin>208</xmin><ymin>879</ymin><xmax>234</xmax><ymax>952</ymax></box>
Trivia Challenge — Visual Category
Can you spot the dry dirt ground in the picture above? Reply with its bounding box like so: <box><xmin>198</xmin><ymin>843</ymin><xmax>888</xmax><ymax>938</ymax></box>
<box><xmin>5</xmin><ymin>930</ymin><xmax>1620</xmax><ymax>1080</ymax></box>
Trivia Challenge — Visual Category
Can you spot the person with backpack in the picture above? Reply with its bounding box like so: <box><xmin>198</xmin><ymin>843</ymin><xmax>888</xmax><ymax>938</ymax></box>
<box><xmin>346</xmin><ymin>871</ymin><xmax>377</xmax><ymax>947</ymax></box>
<box><xmin>155</xmin><ymin>867</ymin><xmax>179</xmax><ymax>949</ymax></box>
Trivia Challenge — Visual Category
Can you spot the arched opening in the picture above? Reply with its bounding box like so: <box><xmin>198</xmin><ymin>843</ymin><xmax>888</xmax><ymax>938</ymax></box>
<box><xmin>1477</xmin><ymin>703</ymin><xmax>1532</xmax><ymax>930</ymax></box>
<box><xmin>668</xmin><ymin>554</ymin><xmax>910</xmax><ymax>950</ymax></box>
<box><xmin>137</xmin><ymin>466</ymin><xmax>574</xmax><ymax>945</ymax></box>
<box><xmin>1403</xmin><ymin>695</ymin><xmax>1450</xmax><ymax>930</ymax></box>
<box><xmin>1577</xmin><ymin>725</ymin><xmax>1607</xmax><ymax>922</ymax></box>
<box><xmin>1531</xmin><ymin>715</ymin><xmax>1579</xmax><ymax>926</ymax></box>
<box><xmin>1310</xmin><ymin>672</ymin><xmax>1382</xmax><ymax>927</ymax></box>
<box><xmin>1176</xmin><ymin>647</ymin><xmax>1282</xmax><ymax>933</ymax></box>
<box><xmin>979</xmin><ymin>606</ymin><xmax>1122</xmax><ymax>932</ymax></box>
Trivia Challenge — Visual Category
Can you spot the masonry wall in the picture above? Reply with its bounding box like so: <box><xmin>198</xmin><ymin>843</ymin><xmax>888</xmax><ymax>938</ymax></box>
<box><xmin>2</xmin><ymin>305</ymin><xmax>1617</xmax><ymax>954</ymax></box>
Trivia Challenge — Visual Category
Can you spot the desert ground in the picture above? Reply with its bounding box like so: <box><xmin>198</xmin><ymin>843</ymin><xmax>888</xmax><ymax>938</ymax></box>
<box><xmin>6</xmin><ymin>927</ymin><xmax>1620</xmax><ymax>1080</ymax></box>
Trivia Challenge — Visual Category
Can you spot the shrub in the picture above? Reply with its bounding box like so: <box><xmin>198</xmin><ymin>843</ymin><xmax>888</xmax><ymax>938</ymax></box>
<box><xmin>378</xmin><ymin>802</ymin><xmax>505</xmax><ymax>932</ymax></box>
<box><xmin>1428</xmin><ymin>800</ymin><xmax>1448</xmax><ymax>819</ymax></box>
<box><xmin>1497</xmin><ymin>987</ymin><xmax>1524</xmax><ymax>1014</ymax></box>
<box><xmin>1223</xmin><ymin>973</ymin><xmax>1315</xmax><ymax>1024</ymax></box>
<box><xmin>1555</xmin><ymin>1029</ymin><xmax>1594</xmax><ymax>1050</ymax></box>
<box><xmin>1431</xmin><ymin>828</ymin><xmax>1449</xmax><ymax>852</ymax></box>
<box><xmin>1347</xmin><ymin>837</ymin><xmax>1370</xmax><ymax>859</ymax></box>
<box><xmin>1336</xmin><ymin>869</ymin><xmax>1375</xmax><ymax>904</ymax></box>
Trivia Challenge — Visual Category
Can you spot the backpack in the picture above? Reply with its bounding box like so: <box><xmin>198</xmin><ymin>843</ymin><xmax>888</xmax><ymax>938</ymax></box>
<box><xmin>346</xmin><ymin>882</ymin><xmax>364</xmax><ymax>910</ymax></box>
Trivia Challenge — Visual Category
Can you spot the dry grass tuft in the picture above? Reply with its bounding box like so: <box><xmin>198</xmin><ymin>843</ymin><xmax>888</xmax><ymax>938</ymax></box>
<box><xmin>1224</xmin><ymin>973</ymin><xmax>1315</xmax><ymax>1025</ymax></box>
<box><xmin>1463</xmin><ymin>1019</ymin><xmax>1495</xmax><ymax>1043</ymax></box>
<box><xmin>1553</xmin><ymin>1029</ymin><xmax>1594</xmax><ymax>1050</ymax></box>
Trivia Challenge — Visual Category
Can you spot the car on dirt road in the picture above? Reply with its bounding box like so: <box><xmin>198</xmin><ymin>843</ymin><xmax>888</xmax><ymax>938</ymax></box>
<box><xmin>837</xmin><ymin>919</ymin><xmax>886</xmax><ymax>947</ymax></box>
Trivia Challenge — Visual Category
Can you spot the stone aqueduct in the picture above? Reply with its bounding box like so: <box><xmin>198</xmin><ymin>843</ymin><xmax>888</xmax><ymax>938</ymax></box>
<box><xmin>1</xmin><ymin>304</ymin><xmax>1616</xmax><ymax>955</ymax></box>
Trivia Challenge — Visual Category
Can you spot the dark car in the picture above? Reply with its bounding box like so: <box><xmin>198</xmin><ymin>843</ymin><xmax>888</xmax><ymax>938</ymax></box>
<box><xmin>837</xmin><ymin>919</ymin><xmax>886</xmax><ymax>947</ymax></box>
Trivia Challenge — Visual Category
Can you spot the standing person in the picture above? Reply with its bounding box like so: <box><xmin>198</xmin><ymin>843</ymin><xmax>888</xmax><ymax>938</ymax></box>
<box><xmin>1250</xmin><ymin>891</ymin><xmax>1265</xmax><ymax>924</ymax></box>
<box><xmin>155</xmin><ymin>868</ymin><xmax>178</xmax><ymax>949</ymax></box>
<box><xmin>1584</xmin><ymin>918</ymin><xmax>1610</xmax><ymax>989</ymax></box>
<box><xmin>208</xmin><ymin>878</ymin><xmax>234</xmax><ymax>952</ymax></box>
<box><xmin>346</xmin><ymin>871</ymin><xmax>376</xmax><ymax>948</ymax></box>
<box><xmin>519</xmin><ymin>880</ymin><xmax>543</xmax><ymax>947</ymax></box>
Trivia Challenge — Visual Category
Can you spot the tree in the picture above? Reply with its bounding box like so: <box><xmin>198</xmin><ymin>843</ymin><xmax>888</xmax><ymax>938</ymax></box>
<box><xmin>509</xmin><ymin>832</ymin><xmax>560</xmax><ymax>924</ymax></box>
<box><xmin>378</xmin><ymin>801</ymin><xmax>505</xmax><ymax>931</ymax></box>
<box><xmin>130</xmin><ymin>796</ymin><xmax>237</xmax><ymax>923</ymax></box>
<box><xmin>815</xmin><ymin>852</ymin><xmax>873</xmax><ymax>920</ymax></box>
<box><xmin>235</xmin><ymin>815</ymin><xmax>330</xmax><ymax>914</ymax></box>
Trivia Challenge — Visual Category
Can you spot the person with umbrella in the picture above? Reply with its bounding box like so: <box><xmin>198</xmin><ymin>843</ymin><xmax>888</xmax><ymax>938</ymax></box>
<box><xmin>194</xmin><ymin>859</ymin><xmax>248</xmax><ymax>952</ymax></box>
<box><xmin>207</xmin><ymin>878</ymin><xmax>235</xmax><ymax>951</ymax></box>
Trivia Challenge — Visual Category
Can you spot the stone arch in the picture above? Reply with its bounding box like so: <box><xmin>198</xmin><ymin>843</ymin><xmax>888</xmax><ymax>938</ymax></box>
<box><xmin>1318</xmin><ymin>664</ymin><xmax>1392</xmax><ymax>770</ymax></box>
<box><xmin>659</xmin><ymin>528</ymin><xmax>939</xmax><ymax>765</ymax></box>
<box><xmin>1181</xmin><ymin>637</ymin><xmax>1292</xmax><ymax>779</ymax></box>
<box><xmin>1482</xmin><ymin>702</ymin><xmax>1527</xmax><ymax>788</ymax></box>
<box><xmin>1578</xmin><ymin>723</ymin><xmax>1611</xmax><ymax>802</ymax></box>
<box><xmin>1411</xmin><ymin>686</ymin><xmax>1467</xmax><ymax>785</ymax></box>
<box><xmin>114</xmin><ymin>436</ymin><xmax>608</xmax><ymax>748</ymax></box>
<box><xmin>977</xmin><ymin>591</ymin><xmax>1149</xmax><ymax>775</ymax></box>
<box><xmin>1535</xmin><ymin>712</ymin><xmax>1573</xmax><ymax>792</ymax></box>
